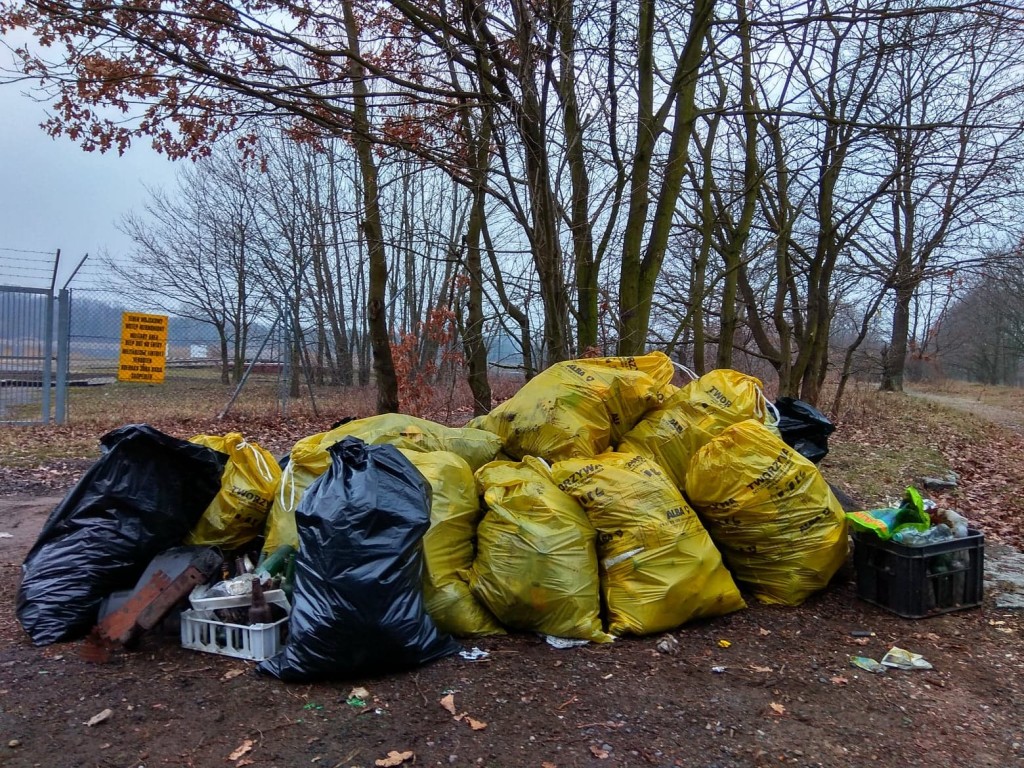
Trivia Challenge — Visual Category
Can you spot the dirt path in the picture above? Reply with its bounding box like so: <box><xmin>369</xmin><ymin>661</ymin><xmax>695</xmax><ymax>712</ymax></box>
<box><xmin>907</xmin><ymin>389</ymin><xmax>1024</xmax><ymax>434</ymax></box>
<box><xmin>2</xmin><ymin>490</ymin><xmax>1024</xmax><ymax>768</ymax></box>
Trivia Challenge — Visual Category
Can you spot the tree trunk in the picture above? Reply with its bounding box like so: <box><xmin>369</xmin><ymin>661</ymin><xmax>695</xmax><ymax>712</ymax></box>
<box><xmin>464</xmin><ymin>129</ymin><xmax>493</xmax><ymax>416</ymax></box>
<box><xmin>342</xmin><ymin>0</ymin><xmax>399</xmax><ymax>413</ymax></box>
<box><xmin>881</xmin><ymin>283</ymin><xmax>913</xmax><ymax>392</ymax></box>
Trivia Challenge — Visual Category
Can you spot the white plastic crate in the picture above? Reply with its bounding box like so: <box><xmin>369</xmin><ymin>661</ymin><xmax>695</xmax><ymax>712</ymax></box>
<box><xmin>189</xmin><ymin>588</ymin><xmax>290</xmax><ymax>614</ymax></box>
<box><xmin>180</xmin><ymin>609</ymin><xmax>288</xmax><ymax>661</ymax></box>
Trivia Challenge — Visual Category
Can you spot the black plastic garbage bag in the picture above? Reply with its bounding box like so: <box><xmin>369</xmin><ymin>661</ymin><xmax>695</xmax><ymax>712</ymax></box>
<box><xmin>16</xmin><ymin>424</ymin><xmax>227</xmax><ymax>646</ymax></box>
<box><xmin>259</xmin><ymin>437</ymin><xmax>459</xmax><ymax>681</ymax></box>
<box><xmin>774</xmin><ymin>397</ymin><xmax>836</xmax><ymax>464</ymax></box>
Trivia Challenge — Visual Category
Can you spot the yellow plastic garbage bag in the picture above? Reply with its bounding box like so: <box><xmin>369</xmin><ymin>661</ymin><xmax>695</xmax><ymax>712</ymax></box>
<box><xmin>262</xmin><ymin>416</ymin><xmax>502</xmax><ymax>555</ymax></box>
<box><xmin>469</xmin><ymin>353</ymin><xmax>673</xmax><ymax>462</ymax></box>
<box><xmin>552</xmin><ymin>452</ymin><xmax>745</xmax><ymax>636</ymax></box>
<box><xmin>617</xmin><ymin>388</ymin><xmax>718</xmax><ymax>491</ymax></box>
<box><xmin>261</xmin><ymin>430</ymin><xmax>331</xmax><ymax>554</ymax></box>
<box><xmin>470</xmin><ymin>458</ymin><xmax>611</xmax><ymax>642</ymax></box>
<box><xmin>685</xmin><ymin>420</ymin><xmax>848</xmax><ymax>606</ymax></box>
<box><xmin>320</xmin><ymin>414</ymin><xmax>501</xmax><ymax>471</ymax></box>
<box><xmin>399</xmin><ymin>449</ymin><xmax>504</xmax><ymax>637</ymax></box>
<box><xmin>680</xmin><ymin>369</ymin><xmax>780</xmax><ymax>435</ymax></box>
<box><xmin>186</xmin><ymin>433</ymin><xmax>281</xmax><ymax>551</ymax></box>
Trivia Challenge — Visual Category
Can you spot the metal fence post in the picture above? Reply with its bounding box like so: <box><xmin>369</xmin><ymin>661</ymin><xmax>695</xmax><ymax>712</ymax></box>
<box><xmin>55</xmin><ymin>288</ymin><xmax>71</xmax><ymax>424</ymax></box>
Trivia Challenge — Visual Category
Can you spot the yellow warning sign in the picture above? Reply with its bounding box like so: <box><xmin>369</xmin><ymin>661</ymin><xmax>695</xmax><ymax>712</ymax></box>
<box><xmin>118</xmin><ymin>312</ymin><xmax>168</xmax><ymax>383</ymax></box>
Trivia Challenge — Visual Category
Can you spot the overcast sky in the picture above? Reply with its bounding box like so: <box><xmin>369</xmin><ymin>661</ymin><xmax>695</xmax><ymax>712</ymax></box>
<box><xmin>0</xmin><ymin>79</ymin><xmax>179</xmax><ymax>285</ymax></box>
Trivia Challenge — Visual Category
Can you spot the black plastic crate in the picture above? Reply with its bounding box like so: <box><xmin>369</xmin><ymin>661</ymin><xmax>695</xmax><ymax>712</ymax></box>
<box><xmin>852</xmin><ymin>529</ymin><xmax>984</xmax><ymax>618</ymax></box>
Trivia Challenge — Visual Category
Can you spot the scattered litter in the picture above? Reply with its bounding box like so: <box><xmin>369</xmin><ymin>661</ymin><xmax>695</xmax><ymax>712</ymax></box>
<box><xmin>228</xmin><ymin>739</ymin><xmax>254</xmax><ymax>761</ymax></box>
<box><xmin>375</xmin><ymin>750</ymin><xmax>414</xmax><ymax>766</ymax></box>
<box><xmin>0</xmin><ymin>532</ymin><xmax>12</xmax><ymax>538</ymax></box>
<box><xmin>850</xmin><ymin>630</ymin><xmax>874</xmax><ymax>638</ymax></box>
<box><xmin>84</xmin><ymin>708</ymin><xmax>112</xmax><ymax>727</ymax></box>
<box><xmin>849</xmin><ymin>656</ymin><xmax>886</xmax><ymax>674</ymax></box>
<box><xmin>656</xmin><ymin>635</ymin><xmax>680</xmax><ymax>655</ymax></box>
<box><xmin>545</xmin><ymin>635</ymin><xmax>589</xmax><ymax>649</ymax></box>
<box><xmin>349</xmin><ymin>686</ymin><xmax>370</xmax><ymax>701</ymax></box>
<box><xmin>346</xmin><ymin>696</ymin><xmax>367</xmax><ymax>708</ymax></box>
<box><xmin>459</xmin><ymin>647</ymin><xmax>490</xmax><ymax>661</ymax></box>
<box><xmin>717</xmin><ymin>639</ymin><xmax>731</xmax><ymax>648</ymax></box>
<box><xmin>711</xmin><ymin>665</ymin><xmax>727</xmax><ymax>673</ymax></box>
<box><xmin>881</xmin><ymin>647</ymin><xmax>933</xmax><ymax>670</ymax></box>
<box><xmin>8</xmin><ymin>739</ymin><xmax>20</xmax><ymax>748</ymax></box>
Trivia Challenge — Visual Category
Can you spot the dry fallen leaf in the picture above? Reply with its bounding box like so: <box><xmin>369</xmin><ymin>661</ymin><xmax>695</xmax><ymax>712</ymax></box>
<box><xmin>221</xmin><ymin>669</ymin><xmax>245</xmax><ymax>682</ymax></box>
<box><xmin>464</xmin><ymin>716</ymin><xmax>487</xmax><ymax>731</ymax></box>
<box><xmin>749</xmin><ymin>665</ymin><xmax>772</xmax><ymax>673</ymax></box>
<box><xmin>589</xmin><ymin>746</ymin><xmax>610</xmax><ymax>759</ymax></box>
<box><xmin>758</xmin><ymin>628</ymin><xmax>771</xmax><ymax>636</ymax></box>
<box><xmin>831</xmin><ymin>676</ymin><xmax>849</xmax><ymax>686</ymax></box>
<box><xmin>84</xmin><ymin>709</ymin><xmax>112</xmax><ymax>727</ymax></box>
<box><xmin>769</xmin><ymin>702</ymin><xmax>786</xmax><ymax>716</ymax></box>
<box><xmin>439</xmin><ymin>693</ymin><xmax>457</xmax><ymax>716</ymax></box>
<box><xmin>542</xmin><ymin>763</ymin><xmax>558</xmax><ymax>768</ymax></box>
<box><xmin>375</xmin><ymin>750</ymin><xmax>414</xmax><ymax>767</ymax></box>
<box><xmin>717</xmin><ymin>639</ymin><xmax>732</xmax><ymax>648</ymax></box>
<box><xmin>228</xmin><ymin>739</ymin><xmax>254</xmax><ymax>761</ymax></box>
<box><xmin>350</xmin><ymin>686</ymin><xmax>370</xmax><ymax>700</ymax></box>
<box><xmin>236</xmin><ymin>761</ymin><xmax>254</xmax><ymax>767</ymax></box>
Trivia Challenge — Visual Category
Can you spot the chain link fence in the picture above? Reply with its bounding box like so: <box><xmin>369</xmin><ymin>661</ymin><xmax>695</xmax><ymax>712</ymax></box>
<box><xmin>66</xmin><ymin>273</ymin><xmax>326</xmax><ymax>424</ymax></box>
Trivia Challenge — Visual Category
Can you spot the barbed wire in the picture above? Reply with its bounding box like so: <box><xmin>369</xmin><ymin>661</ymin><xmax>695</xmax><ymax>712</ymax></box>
<box><xmin>0</xmin><ymin>247</ymin><xmax>58</xmax><ymax>256</ymax></box>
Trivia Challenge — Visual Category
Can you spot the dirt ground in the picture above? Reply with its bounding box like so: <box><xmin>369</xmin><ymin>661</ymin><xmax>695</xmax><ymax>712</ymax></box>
<box><xmin>1</xmin><ymin>487</ymin><xmax>1022</xmax><ymax>768</ymax></box>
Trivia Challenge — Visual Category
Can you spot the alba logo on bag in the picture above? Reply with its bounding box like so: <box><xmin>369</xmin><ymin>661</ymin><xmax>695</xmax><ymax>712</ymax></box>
<box><xmin>566</xmin><ymin>363</ymin><xmax>597</xmax><ymax>383</ymax></box>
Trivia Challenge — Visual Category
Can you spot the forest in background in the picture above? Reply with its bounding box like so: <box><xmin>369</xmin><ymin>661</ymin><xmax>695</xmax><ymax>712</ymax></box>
<box><xmin>3</xmin><ymin>0</ymin><xmax>1024</xmax><ymax>414</ymax></box>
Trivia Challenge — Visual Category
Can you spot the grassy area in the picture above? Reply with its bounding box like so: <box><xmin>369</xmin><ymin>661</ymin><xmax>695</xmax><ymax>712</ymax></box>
<box><xmin>822</xmin><ymin>381</ymin><xmax>986</xmax><ymax>504</ymax></box>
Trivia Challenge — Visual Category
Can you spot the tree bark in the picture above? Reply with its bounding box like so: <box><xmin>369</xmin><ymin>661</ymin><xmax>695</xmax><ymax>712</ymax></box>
<box><xmin>342</xmin><ymin>0</ymin><xmax>399</xmax><ymax>413</ymax></box>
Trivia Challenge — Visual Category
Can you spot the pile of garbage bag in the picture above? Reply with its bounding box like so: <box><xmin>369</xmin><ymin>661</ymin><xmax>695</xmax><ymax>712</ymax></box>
<box><xmin>15</xmin><ymin>353</ymin><xmax>849</xmax><ymax>679</ymax></box>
